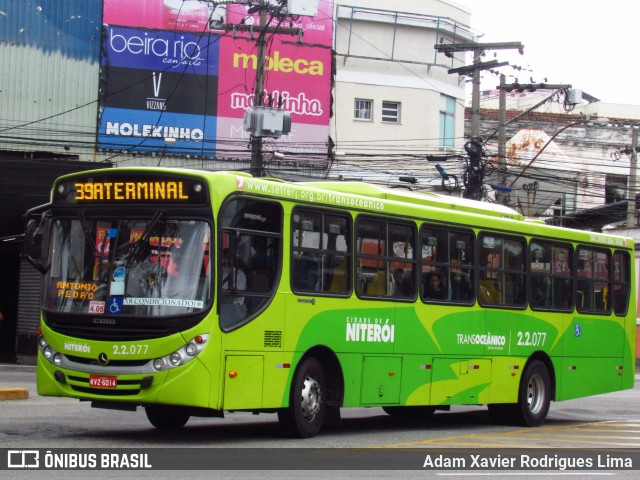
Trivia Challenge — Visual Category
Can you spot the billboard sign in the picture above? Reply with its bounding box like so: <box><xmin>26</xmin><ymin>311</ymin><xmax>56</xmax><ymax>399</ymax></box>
<box><xmin>99</xmin><ymin>0</ymin><xmax>334</xmax><ymax>160</ymax></box>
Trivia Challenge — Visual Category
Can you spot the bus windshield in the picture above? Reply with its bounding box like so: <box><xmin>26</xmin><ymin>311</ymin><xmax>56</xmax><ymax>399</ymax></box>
<box><xmin>44</xmin><ymin>216</ymin><xmax>211</xmax><ymax>317</ymax></box>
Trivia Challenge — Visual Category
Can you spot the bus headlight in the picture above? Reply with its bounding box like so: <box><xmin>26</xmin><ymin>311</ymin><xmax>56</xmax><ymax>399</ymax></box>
<box><xmin>185</xmin><ymin>342</ymin><xmax>197</xmax><ymax>356</ymax></box>
<box><xmin>169</xmin><ymin>353</ymin><xmax>182</xmax><ymax>366</ymax></box>
<box><xmin>151</xmin><ymin>334</ymin><xmax>208</xmax><ymax>372</ymax></box>
<box><xmin>43</xmin><ymin>346</ymin><xmax>53</xmax><ymax>359</ymax></box>
<box><xmin>53</xmin><ymin>353</ymin><xmax>62</xmax><ymax>365</ymax></box>
<box><xmin>153</xmin><ymin>358</ymin><xmax>165</xmax><ymax>371</ymax></box>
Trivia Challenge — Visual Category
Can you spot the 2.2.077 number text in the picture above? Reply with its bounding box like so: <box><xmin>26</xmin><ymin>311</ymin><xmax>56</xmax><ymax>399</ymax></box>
<box><xmin>517</xmin><ymin>331</ymin><xmax>546</xmax><ymax>347</ymax></box>
<box><xmin>112</xmin><ymin>344</ymin><xmax>149</xmax><ymax>355</ymax></box>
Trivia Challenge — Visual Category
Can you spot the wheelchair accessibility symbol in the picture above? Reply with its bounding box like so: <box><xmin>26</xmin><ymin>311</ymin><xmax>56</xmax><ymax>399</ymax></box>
<box><xmin>108</xmin><ymin>296</ymin><xmax>123</xmax><ymax>315</ymax></box>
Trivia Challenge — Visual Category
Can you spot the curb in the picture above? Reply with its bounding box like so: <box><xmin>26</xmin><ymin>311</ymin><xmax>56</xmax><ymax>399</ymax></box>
<box><xmin>0</xmin><ymin>387</ymin><xmax>29</xmax><ymax>400</ymax></box>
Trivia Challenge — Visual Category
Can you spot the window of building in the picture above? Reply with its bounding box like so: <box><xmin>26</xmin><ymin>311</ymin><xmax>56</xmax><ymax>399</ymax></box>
<box><xmin>605</xmin><ymin>174</ymin><xmax>627</xmax><ymax>204</ymax></box>
<box><xmin>382</xmin><ymin>101</ymin><xmax>400</xmax><ymax>123</ymax></box>
<box><xmin>354</xmin><ymin>99</ymin><xmax>373</xmax><ymax>121</ymax></box>
<box><xmin>439</xmin><ymin>95</ymin><xmax>456</xmax><ymax>148</ymax></box>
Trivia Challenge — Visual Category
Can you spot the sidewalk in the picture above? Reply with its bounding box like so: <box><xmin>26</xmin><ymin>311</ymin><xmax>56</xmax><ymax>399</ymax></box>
<box><xmin>0</xmin><ymin>356</ymin><xmax>35</xmax><ymax>400</ymax></box>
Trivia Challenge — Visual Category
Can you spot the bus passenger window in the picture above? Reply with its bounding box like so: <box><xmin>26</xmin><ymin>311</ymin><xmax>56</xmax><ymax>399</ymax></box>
<box><xmin>613</xmin><ymin>251</ymin><xmax>630</xmax><ymax>315</ymax></box>
<box><xmin>292</xmin><ymin>209</ymin><xmax>351</xmax><ymax>295</ymax></box>
<box><xmin>576</xmin><ymin>246</ymin><xmax>610</xmax><ymax>314</ymax></box>
<box><xmin>220</xmin><ymin>198</ymin><xmax>283</xmax><ymax>329</ymax></box>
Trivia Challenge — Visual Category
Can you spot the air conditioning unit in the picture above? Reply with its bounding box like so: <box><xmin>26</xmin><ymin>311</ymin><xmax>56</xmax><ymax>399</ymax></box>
<box><xmin>566</xmin><ymin>89</ymin><xmax>583</xmax><ymax>106</ymax></box>
<box><xmin>243</xmin><ymin>107</ymin><xmax>292</xmax><ymax>138</ymax></box>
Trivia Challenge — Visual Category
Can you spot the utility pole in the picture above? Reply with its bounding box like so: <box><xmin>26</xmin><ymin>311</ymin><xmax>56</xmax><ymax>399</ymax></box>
<box><xmin>250</xmin><ymin>7</ymin><xmax>268</xmax><ymax>177</ymax></box>
<box><xmin>626</xmin><ymin>128</ymin><xmax>638</xmax><ymax>227</ymax></box>
<box><xmin>434</xmin><ymin>41</ymin><xmax>523</xmax><ymax>200</ymax></box>
<box><xmin>435</xmin><ymin>41</ymin><xmax>523</xmax><ymax>137</ymax></box>
<box><xmin>497</xmin><ymin>74</ymin><xmax>507</xmax><ymax>205</ymax></box>
<box><xmin>222</xmin><ymin>1</ymin><xmax>302</xmax><ymax>177</ymax></box>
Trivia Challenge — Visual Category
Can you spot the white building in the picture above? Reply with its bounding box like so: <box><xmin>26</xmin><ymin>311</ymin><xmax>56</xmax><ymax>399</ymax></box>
<box><xmin>329</xmin><ymin>0</ymin><xmax>476</xmax><ymax>185</ymax></box>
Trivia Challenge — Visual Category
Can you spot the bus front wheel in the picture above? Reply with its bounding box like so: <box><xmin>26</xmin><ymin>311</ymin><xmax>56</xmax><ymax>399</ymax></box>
<box><xmin>278</xmin><ymin>357</ymin><xmax>326</xmax><ymax>438</ymax></box>
<box><xmin>145</xmin><ymin>405</ymin><xmax>190</xmax><ymax>430</ymax></box>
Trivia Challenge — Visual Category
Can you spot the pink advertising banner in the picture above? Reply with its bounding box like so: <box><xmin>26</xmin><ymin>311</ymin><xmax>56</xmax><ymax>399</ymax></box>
<box><xmin>103</xmin><ymin>0</ymin><xmax>334</xmax><ymax>47</ymax></box>
<box><xmin>217</xmin><ymin>35</ymin><xmax>331</xmax><ymax>125</ymax></box>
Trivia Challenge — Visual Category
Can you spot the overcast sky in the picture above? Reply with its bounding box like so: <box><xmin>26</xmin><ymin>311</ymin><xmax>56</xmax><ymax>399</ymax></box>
<box><xmin>454</xmin><ymin>1</ymin><xmax>639</xmax><ymax>105</ymax></box>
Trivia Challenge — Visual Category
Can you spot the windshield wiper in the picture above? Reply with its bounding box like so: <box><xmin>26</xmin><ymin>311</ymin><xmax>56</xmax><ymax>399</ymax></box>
<box><xmin>78</xmin><ymin>209</ymin><xmax>100</xmax><ymax>258</ymax></box>
<box><xmin>126</xmin><ymin>211</ymin><xmax>165</xmax><ymax>265</ymax></box>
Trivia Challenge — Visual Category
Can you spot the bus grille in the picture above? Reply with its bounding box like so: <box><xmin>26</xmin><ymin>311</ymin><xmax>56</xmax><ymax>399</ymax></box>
<box><xmin>68</xmin><ymin>375</ymin><xmax>146</xmax><ymax>396</ymax></box>
<box><xmin>65</xmin><ymin>354</ymin><xmax>149</xmax><ymax>367</ymax></box>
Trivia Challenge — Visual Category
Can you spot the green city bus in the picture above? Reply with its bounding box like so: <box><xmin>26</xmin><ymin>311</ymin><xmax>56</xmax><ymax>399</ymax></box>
<box><xmin>27</xmin><ymin>167</ymin><xmax>636</xmax><ymax>438</ymax></box>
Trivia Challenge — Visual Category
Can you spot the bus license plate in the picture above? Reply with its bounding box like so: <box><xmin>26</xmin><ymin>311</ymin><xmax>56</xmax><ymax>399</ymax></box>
<box><xmin>89</xmin><ymin>375</ymin><xmax>117</xmax><ymax>388</ymax></box>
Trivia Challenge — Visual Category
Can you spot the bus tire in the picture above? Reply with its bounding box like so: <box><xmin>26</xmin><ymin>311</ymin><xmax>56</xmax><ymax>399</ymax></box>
<box><xmin>145</xmin><ymin>405</ymin><xmax>190</xmax><ymax>430</ymax></box>
<box><xmin>383</xmin><ymin>406</ymin><xmax>435</xmax><ymax>419</ymax></box>
<box><xmin>490</xmin><ymin>360</ymin><xmax>551</xmax><ymax>427</ymax></box>
<box><xmin>278</xmin><ymin>357</ymin><xmax>326</xmax><ymax>438</ymax></box>
<box><xmin>516</xmin><ymin>360</ymin><xmax>551</xmax><ymax>427</ymax></box>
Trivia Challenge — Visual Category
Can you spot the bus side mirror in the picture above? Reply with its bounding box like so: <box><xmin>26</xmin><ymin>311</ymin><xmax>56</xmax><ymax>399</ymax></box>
<box><xmin>23</xmin><ymin>204</ymin><xmax>51</xmax><ymax>275</ymax></box>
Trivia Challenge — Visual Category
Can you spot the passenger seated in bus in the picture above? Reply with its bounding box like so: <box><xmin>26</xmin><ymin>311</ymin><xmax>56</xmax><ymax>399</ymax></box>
<box><xmin>424</xmin><ymin>272</ymin><xmax>446</xmax><ymax>300</ymax></box>
<box><xmin>450</xmin><ymin>271</ymin><xmax>472</xmax><ymax>301</ymax></box>
<box><xmin>247</xmin><ymin>237</ymin><xmax>272</xmax><ymax>291</ymax></box>
<box><xmin>220</xmin><ymin>248</ymin><xmax>247</xmax><ymax>326</ymax></box>
<box><xmin>292</xmin><ymin>254</ymin><xmax>321</xmax><ymax>291</ymax></box>
<box><xmin>531</xmin><ymin>276</ymin><xmax>551</xmax><ymax>308</ymax></box>
<box><xmin>392</xmin><ymin>268</ymin><xmax>412</xmax><ymax>297</ymax></box>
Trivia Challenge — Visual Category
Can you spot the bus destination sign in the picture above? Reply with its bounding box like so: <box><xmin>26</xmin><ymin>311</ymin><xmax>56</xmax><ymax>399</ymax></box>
<box><xmin>54</xmin><ymin>175</ymin><xmax>209</xmax><ymax>206</ymax></box>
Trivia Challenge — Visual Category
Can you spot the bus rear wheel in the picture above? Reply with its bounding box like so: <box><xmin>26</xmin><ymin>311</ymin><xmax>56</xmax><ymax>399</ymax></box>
<box><xmin>278</xmin><ymin>357</ymin><xmax>326</xmax><ymax>438</ymax></box>
<box><xmin>145</xmin><ymin>405</ymin><xmax>190</xmax><ymax>430</ymax></box>
<box><xmin>489</xmin><ymin>360</ymin><xmax>551</xmax><ymax>427</ymax></box>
